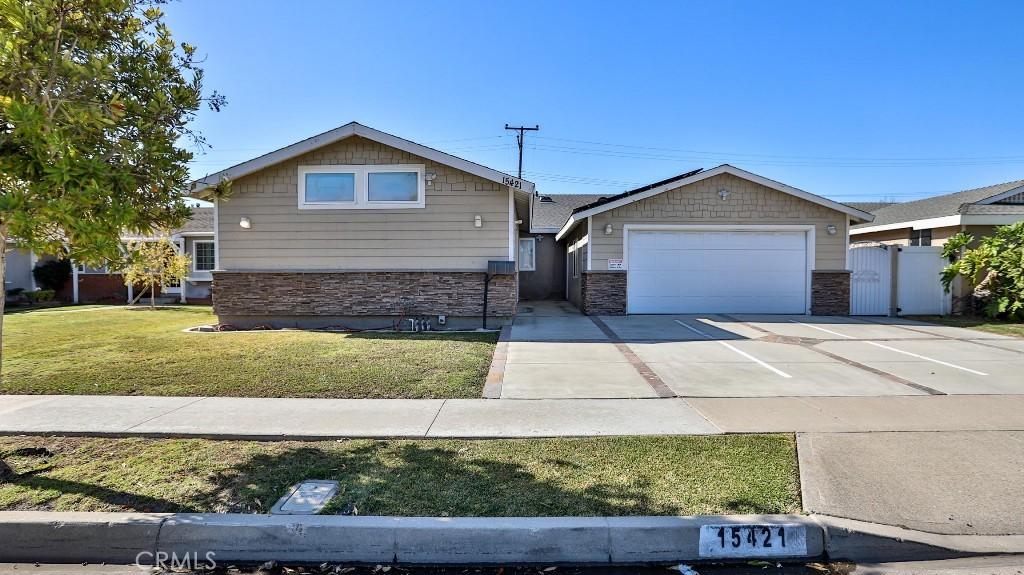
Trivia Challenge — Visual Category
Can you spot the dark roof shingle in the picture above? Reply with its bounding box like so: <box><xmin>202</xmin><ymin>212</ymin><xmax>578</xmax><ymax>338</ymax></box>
<box><xmin>853</xmin><ymin>179</ymin><xmax>1024</xmax><ymax>229</ymax></box>
<box><xmin>530</xmin><ymin>194</ymin><xmax>606</xmax><ymax>231</ymax></box>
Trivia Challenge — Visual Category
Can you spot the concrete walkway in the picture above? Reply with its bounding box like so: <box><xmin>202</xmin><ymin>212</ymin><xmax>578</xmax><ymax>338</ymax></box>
<box><xmin>799</xmin><ymin>430</ymin><xmax>1024</xmax><ymax>536</ymax></box>
<box><xmin>3</xmin><ymin>394</ymin><xmax>1024</xmax><ymax>438</ymax></box>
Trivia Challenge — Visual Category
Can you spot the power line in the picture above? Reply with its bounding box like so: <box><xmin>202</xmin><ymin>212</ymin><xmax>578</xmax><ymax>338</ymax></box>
<box><xmin>532</xmin><ymin>135</ymin><xmax>1024</xmax><ymax>163</ymax></box>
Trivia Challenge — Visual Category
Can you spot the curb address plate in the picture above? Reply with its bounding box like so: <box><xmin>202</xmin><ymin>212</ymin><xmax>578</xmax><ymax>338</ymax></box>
<box><xmin>698</xmin><ymin>524</ymin><xmax>808</xmax><ymax>558</ymax></box>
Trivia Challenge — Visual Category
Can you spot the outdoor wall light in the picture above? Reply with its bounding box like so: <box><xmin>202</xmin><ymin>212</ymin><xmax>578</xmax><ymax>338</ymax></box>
<box><xmin>239</xmin><ymin>217</ymin><xmax>252</xmax><ymax>229</ymax></box>
<box><xmin>826</xmin><ymin>224</ymin><xmax>838</xmax><ymax>235</ymax></box>
<box><xmin>604</xmin><ymin>223</ymin><xmax>613</xmax><ymax>235</ymax></box>
<box><xmin>473</xmin><ymin>215</ymin><xmax>483</xmax><ymax>228</ymax></box>
<box><xmin>718</xmin><ymin>188</ymin><xmax>730</xmax><ymax>200</ymax></box>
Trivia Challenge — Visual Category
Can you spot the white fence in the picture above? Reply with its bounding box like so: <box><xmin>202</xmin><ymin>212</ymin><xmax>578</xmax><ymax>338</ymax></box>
<box><xmin>848</xmin><ymin>244</ymin><xmax>951</xmax><ymax>316</ymax></box>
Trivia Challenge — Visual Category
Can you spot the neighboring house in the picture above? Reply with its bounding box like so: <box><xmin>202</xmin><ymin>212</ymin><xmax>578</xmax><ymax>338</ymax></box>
<box><xmin>189</xmin><ymin>122</ymin><xmax>872</xmax><ymax>327</ymax></box>
<box><xmin>103</xmin><ymin>207</ymin><xmax>216</xmax><ymax>304</ymax></box>
<box><xmin>2</xmin><ymin>208</ymin><xmax>215</xmax><ymax>304</ymax></box>
<box><xmin>850</xmin><ymin>179</ymin><xmax>1024</xmax><ymax>246</ymax></box>
<box><xmin>3</xmin><ymin>242</ymin><xmax>39</xmax><ymax>294</ymax></box>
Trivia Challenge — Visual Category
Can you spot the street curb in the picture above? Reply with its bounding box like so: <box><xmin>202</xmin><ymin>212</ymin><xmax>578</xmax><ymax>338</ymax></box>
<box><xmin>816</xmin><ymin>514</ymin><xmax>1024</xmax><ymax>563</ymax></box>
<box><xmin>0</xmin><ymin>512</ymin><xmax>823</xmax><ymax>565</ymax></box>
<box><xmin>3</xmin><ymin>511</ymin><xmax>1020</xmax><ymax>565</ymax></box>
<box><xmin>0</xmin><ymin>511</ymin><xmax>164</xmax><ymax>563</ymax></box>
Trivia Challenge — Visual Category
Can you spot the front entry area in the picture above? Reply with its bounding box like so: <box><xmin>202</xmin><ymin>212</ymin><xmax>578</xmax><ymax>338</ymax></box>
<box><xmin>625</xmin><ymin>227</ymin><xmax>811</xmax><ymax>314</ymax></box>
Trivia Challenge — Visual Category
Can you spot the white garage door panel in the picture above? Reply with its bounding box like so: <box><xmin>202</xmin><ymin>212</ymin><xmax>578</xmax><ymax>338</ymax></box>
<box><xmin>627</xmin><ymin>230</ymin><xmax>809</xmax><ymax>314</ymax></box>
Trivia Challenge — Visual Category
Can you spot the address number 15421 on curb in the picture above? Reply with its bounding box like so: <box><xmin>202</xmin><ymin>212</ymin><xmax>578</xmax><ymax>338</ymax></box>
<box><xmin>698</xmin><ymin>524</ymin><xmax>808</xmax><ymax>559</ymax></box>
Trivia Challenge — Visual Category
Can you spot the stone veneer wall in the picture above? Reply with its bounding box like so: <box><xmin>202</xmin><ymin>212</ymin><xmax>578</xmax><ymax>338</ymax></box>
<box><xmin>580</xmin><ymin>271</ymin><xmax>627</xmax><ymax>316</ymax></box>
<box><xmin>811</xmin><ymin>270</ymin><xmax>851</xmax><ymax>315</ymax></box>
<box><xmin>214</xmin><ymin>271</ymin><xmax>517</xmax><ymax>318</ymax></box>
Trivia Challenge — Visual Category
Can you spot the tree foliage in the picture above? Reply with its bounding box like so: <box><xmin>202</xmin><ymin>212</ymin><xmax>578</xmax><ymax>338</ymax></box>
<box><xmin>0</xmin><ymin>0</ymin><xmax>222</xmax><ymax>369</ymax></box>
<box><xmin>941</xmin><ymin>222</ymin><xmax>1024</xmax><ymax>319</ymax></box>
<box><xmin>122</xmin><ymin>238</ymin><xmax>189</xmax><ymax>308</ymax></box>
<box><xmin>0</xmin><ymin>0</ymin><xmax>224</xmax><ymax>263</ymax></box>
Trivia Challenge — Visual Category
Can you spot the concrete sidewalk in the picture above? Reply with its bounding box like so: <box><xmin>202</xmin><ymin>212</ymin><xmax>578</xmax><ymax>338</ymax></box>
<box><xmin>799</xmin><ymin>431</ymin><xmax>1024</xmax><ymax>536</ymax></box>
<box><xmin>2</xmin><ymin>394</ymin><xmax>1024</xmax><ymax>438</ymax></box>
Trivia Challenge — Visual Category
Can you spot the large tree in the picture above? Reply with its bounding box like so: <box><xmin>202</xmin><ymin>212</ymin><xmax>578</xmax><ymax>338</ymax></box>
<box><xmin>0</xmin><ymin>0</ymin><xmax>223</xmax><ymax>365</ymax></box>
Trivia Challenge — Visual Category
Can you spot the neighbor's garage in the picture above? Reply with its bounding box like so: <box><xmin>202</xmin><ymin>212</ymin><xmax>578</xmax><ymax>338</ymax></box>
<box><xmin>626</xmin><ymin>228</ymin><xmax>810</xmax><ymax>314</ymax></box>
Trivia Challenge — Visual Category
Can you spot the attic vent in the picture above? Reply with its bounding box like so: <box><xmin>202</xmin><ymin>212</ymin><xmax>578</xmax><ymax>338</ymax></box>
<box><xmin>539</xmin><ymin>196</ymin><xmax>554</xmax><ymax>202</ymax></box>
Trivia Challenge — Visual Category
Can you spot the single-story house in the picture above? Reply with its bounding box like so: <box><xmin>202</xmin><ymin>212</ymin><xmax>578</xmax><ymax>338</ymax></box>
<box><xmin>189</xmin><ymin>122</ymin><xmax>873</xmax><ymax>328</ymax></box>
<box><xmin>850</xmin><ymin>179</ymin><xmax>1024</xmax><ymax>246</ymax></box>
<box><xmin>3</xmin><ymin>208</ymin><xmax>215</xmax><ymax>304</ymax></box>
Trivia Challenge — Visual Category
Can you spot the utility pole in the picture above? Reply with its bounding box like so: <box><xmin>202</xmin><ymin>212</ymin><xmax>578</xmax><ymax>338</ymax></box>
<box><xmin>505</xmin><ymin>124</ymin><xmax>539</xmax><ymax>182</ymax></box>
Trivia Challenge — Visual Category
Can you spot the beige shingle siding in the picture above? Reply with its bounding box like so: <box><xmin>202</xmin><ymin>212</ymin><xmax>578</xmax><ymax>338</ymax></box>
<box><xmin>217</xmin><ymin>136</ymin><xmax>510</xmax><ymax>271</ymax></box>
<box><xmin>589</xmin><ymin>173</ymin><xmax>850</xmax><ymax>270</ymax></box>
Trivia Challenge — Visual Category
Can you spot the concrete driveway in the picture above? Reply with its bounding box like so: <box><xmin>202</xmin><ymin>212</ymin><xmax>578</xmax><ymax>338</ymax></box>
<box><xmin>497</xmin><ymin>302</ymin><xmax>1024</xmax><ymax>399</ymax></box>
<box><xmin>502</xmin><ymin>301</ymin><xmax>662</xmax><ymax>399</ymax></box>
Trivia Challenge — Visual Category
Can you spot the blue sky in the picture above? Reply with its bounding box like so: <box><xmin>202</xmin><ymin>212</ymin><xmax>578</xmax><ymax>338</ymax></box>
<box><xmin>166</xmin><ymin>0</ymin><xmax>1024</xmax><ymax>202</ymax></box>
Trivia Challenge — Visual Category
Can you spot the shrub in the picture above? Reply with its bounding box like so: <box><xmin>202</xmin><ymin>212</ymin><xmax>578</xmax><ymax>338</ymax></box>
<box><xmin>31</xmin><ymin>260</ymin><xmax>72</xmax><ymax>291</ymax></box>
<box><xmin>941</xmin><ymin>221</ymin><xmax>1024</xmax><ymax>319</ymax></box>
<box><xmin>25</xmin><ymin>289</ymin><xmax>56</xmax><ymax>303</ymax></box>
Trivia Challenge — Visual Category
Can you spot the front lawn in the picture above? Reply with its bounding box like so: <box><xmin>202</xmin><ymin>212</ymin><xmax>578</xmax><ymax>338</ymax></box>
<box><xmin>1</xmin><ymin>306</ymin><xmax>496</xmax><ymax>398</ymax></box>
<box><xmin>912</xmin><ymin>315</ymin><xmax>1024</xmax><ymax>338</ymax></box>
<box><xmin>0</xmin><ymin>435</ymin><xmax>801</xmax><ymax>516</ymax></box>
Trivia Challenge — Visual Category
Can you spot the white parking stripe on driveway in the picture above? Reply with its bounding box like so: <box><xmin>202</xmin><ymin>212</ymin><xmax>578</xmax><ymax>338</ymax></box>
<box><xmin>789</xmin><ymin>320</ymin><xmax>855</xmax><ymax>339</ymax></box>
<box><xmin>675</xmin><ymin>319</ymin><xmax>792</xmax><ymax>378</ymax></box>
<box><xmin>864</xmin><ymin>341</ymin><xmax>989</xmax><ymax>376</ymax></box>
<box><xmin>717</xmin><ymin>341</ymin><xmax>793</xmax><ymax>378</ymax></box>
<box><xmin>674</xmin><ymin>319</ymin><xmax>713</xmax><ymax>339</ymax></box>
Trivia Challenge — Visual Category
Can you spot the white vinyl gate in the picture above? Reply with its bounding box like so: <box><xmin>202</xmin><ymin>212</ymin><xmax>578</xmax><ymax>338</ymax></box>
<box><xmin>849</xmin><ymin>245</ymin><xmax>891</xmax><ymax>315</ymax></box>
<box><xmin>848</xmin><ymin>244</ymin><xmax>951</xmax><ymax>316</ymax></box>
<box><xmin>896</xmin><ymin>246</ymin><xmax>951</xmax><ymax>316</ymax></box>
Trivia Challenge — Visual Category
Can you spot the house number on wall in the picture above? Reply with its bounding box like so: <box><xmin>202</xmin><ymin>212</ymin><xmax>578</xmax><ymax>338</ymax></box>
<box><xmin>502</xmin><ymin>176</ymin><xmax>523</xmax><ymax>189</ymax></box>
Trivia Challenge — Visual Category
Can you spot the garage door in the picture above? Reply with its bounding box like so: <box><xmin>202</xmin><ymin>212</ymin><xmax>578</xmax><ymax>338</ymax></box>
<box><xmin>627</xmin><ymin>229</ymin><xmax>809</xmax><ymax>314</ymax></box>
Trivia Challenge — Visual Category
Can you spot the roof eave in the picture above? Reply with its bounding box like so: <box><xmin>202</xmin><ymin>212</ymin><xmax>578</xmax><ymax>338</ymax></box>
<box><xmin>559</xmin><ymin>165</ymin><xmax>873</xmax><ymax>230</ymax></box>
<box><xmin>188</xmin><ymin>122</ymin><xmax>535</xmax><ymax>197</ymax></box>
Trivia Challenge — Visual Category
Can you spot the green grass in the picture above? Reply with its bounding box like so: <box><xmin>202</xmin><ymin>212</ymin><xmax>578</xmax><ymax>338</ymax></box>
<box><xmin>0</xmin><ymin>435</ymin><xmax>801</xmax><ymax>516</ymax></box>
<box><xmin>912</xmin><ymin>315</ymin><xmax>1024</xmax><ymax>338</ymax></box>
<box><xmin>1</xmin><ymin>306</ymin><xmax>496</xmax><ymax>398</ymax></box>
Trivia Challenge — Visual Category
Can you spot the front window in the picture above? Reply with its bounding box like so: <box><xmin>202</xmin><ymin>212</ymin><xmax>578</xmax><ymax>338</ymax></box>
<box><xmin>518</xmin><ymin>238</ymin><xmax>536</xmax><ymax>271</ymax></box>
<box><xmin>305</xmin><ymin>172</ymin><xmax>355</xmax><ymax>203</ymax></box>
<box><xmin>368</xmin><ymin>171</ymin><xmax>418</xmax><ymax>202</ymax></box>
<box><xmin>193</xmin><ymin>241</ymin><xmax>215</xmax><ymax>271</ymax></box>
<box><xmin>298</xmin><ymin>165</ymin><xmax>424</xmax><ymax>209</ymax></box>
<box><xmin>909</xmin><ymin>229</ymin><xmax>932</xmax><ymax>246</ymax></box>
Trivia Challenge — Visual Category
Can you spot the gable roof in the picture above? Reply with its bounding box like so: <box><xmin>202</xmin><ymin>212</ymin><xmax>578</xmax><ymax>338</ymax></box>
<box><xmin>530</xmin><ymin>193</ymin><xmax>606</xmax><ymax>232</ymax></box>
<box><xmin>189</xmin><ymin>122</ymin><xmax>535</xmax><ymax>196</ymax></box>
<box><xmin>555</xmin><ymin>164</ymin><xmax>874</xmax><ymax>240</ymax></box>
<box><xmin>851</xmin><ymin>179</ymin><xmax>1024</xmax><ymax>233</ymax></box>
<box><xmin>121</xmin><ymin>207</ymin><xmax>214</xmax><ymax>240</ymax></box>
<box><xmin>844</xmin><ymin>201</ymin><xmax>898</xmax><ymax>213</ymax></box>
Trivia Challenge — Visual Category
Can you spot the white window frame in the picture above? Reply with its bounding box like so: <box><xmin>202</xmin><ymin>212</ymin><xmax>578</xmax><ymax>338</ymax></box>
<box><xmin>76</xmin><ymin>263</ymin><xmax>109</xmax><ymax>274</ymax></box>
<box><xmin>297</xmin><ymin>164</ymin><xmax>425</xmax><ymax>210</ymax></box>
<box><xmin>518</xmin><ymin>237</ymin><xmax>536</xmax><ymax>271</ymax></box>
<box><xmin>192</xmin><ymin>240</ymin><xmax>216</xmax><ymax>272</ymax></box>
